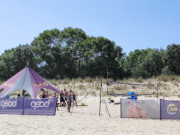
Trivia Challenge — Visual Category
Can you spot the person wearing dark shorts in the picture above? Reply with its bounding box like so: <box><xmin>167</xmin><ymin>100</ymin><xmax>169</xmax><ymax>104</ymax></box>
<box><xmin>67</xmin><ymin>93</ymin><xmax>71</xmax><ymax>112</ymax></box>
<box><xmin>64</xmin><ymin>89</ymin><xmax>68</xmax><ymax>105</ymax></box>
<box><xmin>39</xmin><ymin>91</ymin><xmax>46</xmax><ymax>98</ymax></box>
<box><xmin>70</xmin><ymin>90</ymin><xmax>77</xmax><ymax>106</ymax></box>
<box><xmin>60</xmin><ymin>91</ymin><xmax>65</xmax><ymax>107</ymax></box>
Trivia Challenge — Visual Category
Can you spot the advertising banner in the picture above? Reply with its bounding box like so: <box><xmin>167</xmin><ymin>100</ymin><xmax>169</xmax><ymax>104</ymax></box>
<box><xmin>160</xmin><ymin>99</ymin><xmax>180</xmax><ymax>119</ymax></box>
<box><xmin>121</xmin><ymin>99</ymin><xmax>160</xmax><ymax>119</ymax></box>
<box><xmin>0</xmin><ymin>97</ymin><xmax>24</xmax><ymax>115</ymax></box>
<box><xmin>24</xmin><ymin>98</ymin><xmax>57</xmax><ymax>116</ymax></box>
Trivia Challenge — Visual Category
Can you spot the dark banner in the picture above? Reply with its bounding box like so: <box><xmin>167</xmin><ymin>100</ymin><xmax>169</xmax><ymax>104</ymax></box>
<box><xmin>0</xmin><ymin>97</ymin><xmax>24</xmax><ymax>115</ymax></box>
<box><xmin>121</xmin><ymin>99</ymin><xmax>160</xmax><ymax>119</ymax></box>
<box><xmin>160</xmin><ymin>99</ymin><xmax>180</xmax><ymax>119</ymax></box>
<box><xmin>24</xmin><ymin>98</ymin><xmax>57</xmax><ymax>116</ymax></box>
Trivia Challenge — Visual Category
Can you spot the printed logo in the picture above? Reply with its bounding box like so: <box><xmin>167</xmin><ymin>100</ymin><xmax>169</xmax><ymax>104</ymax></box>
<box><xmin>2</xmin><ymin>82</ymin><xmax>14</xmax><ymax>87</ymax></box>
<box><xmin>0</xmin><ymin>100</ymin><xmax>17</xmax><ymax>109</ymax></box>
<box><xmin>167</xmin><ymin>104</ymin><xmax>178</xmax><ymax>115</ymax></box>
<box><xmin>31</xmin><ymin>100</ymin><xmax>50</xmax><ymax>110</ymax></box>
<box><xmin>33</xmin><ymin>82</ymin><xmax>48</xmax><ymax>87</ymax></box>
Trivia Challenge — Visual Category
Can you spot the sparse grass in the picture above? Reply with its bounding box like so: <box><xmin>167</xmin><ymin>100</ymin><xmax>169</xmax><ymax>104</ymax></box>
<box><xmin>169</xmin><ymin>75</ymin><xmax>180</xmax><ymax>81</ymax></box>
<box><xmin>147</xmin><ymin>81</ymin><xmax>154</xmax><ymax>89</ymax></box>
<box><xmin>157</xmin><ymin>82</ymin><xmax>163</xmax><ymax>87</ymax></box>
<box><xmin>95</xmin><ymin>83</ymin><xmax>100</xmax><ymax>90</ymax></box>
<box><xmin>157</xmin><ymin>75</ymin><xmax>180</xmax><ymax>82</ymax></box>
<box><xmin>152</xmin><ymin>91</ymin><xmax>156</xmax><ymax>96</ymax></box>
<box><xmin>61</xmin><ymin>78</ymin><xmax>71</xmax><ymax>84</ymax></box>
<box><xmin>113</xmin><ymin>84</ymin><xmax>128</xmax><ymax>91</ymax></box>
<box><xmin>91</xmin><ymin>90</ymin><xmax>97</xmax><ymax>96</ymax></box>
<box><xmin>174</xmin><ymin>81</ymin><xmax>179</xmax><ymax>86</ymax></box>
<box><xmin>132</xmin><ymin>85</ymin><xmax>136</xmax><ymax>89</ymax></box>
<box><xmin>95</xmin><ymin>77</ymin><xmax>100</xmax><ymax>82</ymax></box>
<box><xmin>134</xmin><ymin>77</ymin><xmax>143</xmax><ymax>83</ymax></box>
<box><xmin>172</xmin><ymin>90</ymin><xmax>178</xmax><ymax>95</ymax></box>
<box><xmin>157</xmin><ymin>75</ymin><xmax>169</xmax><ymax>82</ymax></box>
<box><xmin>77</xmin><ymin>84</ymin><xmax>85</xmax><ymax>90</ymax></box>
<box><xmin>109</xmin><ymin>89</ymin><xmax>116</xmax><ymax>94</ymax></box>
<box><xmin>76</xmin><ymin>77</ymin><xmax>84</xmax><ymax>83</ymax></box>
<box><xmin>0</xmin><ymin>80</ymin><xmax>5</xmax><ymax>84</ymax></box>
<box><xmin>45</xmin><ymin>76</ymin><xmax>180</xmax><ymax>98</ymax></box>
<box><xmin>162</xmin><ymin>84</ymin><xmax>171</xmax><ymax>91</ymax></box>
<box><xmin>113</xmin><ymin>85</ymin><xmax>121</xmax><ymax>90</ymax></box>
<box><xmin>1</xmin><ymin>75</ymin><xmax>179</xmax><ymax>98</ymax></box>
<box><xmin>49</xmin><ymin>79</ymin><xmax>60</xmax><ymax>86</ymax></box>
<box><xmin>84</xmin><ymin>77</ymin><xmax>94</xmax><ymax>83</ymax></box>
<box><xmin>159</xmin><ymin>91</ymin><xmax>164</xmax><ymax>96</ymax></box>
<box><xmin>78</xmin><ymin>90</ymin><xmax>87</xmax><ymax>96</ymax></box>
<box><xmin>0</xmin><ymin>89</ymin><xmax>4</xmax><ymax>93</ymax></box>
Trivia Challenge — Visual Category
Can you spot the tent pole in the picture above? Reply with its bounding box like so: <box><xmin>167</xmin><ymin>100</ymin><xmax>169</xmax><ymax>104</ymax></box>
<box><xmin>20</xmin><ymin>89</ymin><xmax>23</xmax><ymax>97</ymax></box>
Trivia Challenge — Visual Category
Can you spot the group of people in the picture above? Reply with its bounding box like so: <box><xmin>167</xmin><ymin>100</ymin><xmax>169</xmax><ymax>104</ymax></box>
<box><xmin>40</xmin><ymin>89</ymin><xmax>77</xmax><ymax>112</ymax></box>
<box><xmin>39</xmin><ymin>91</ymin><xmax>51</xmax><ymax>98</ymax></box>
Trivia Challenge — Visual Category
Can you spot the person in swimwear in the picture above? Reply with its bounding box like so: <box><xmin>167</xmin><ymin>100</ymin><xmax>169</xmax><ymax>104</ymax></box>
<box><xmin>67</xmin><ymin>90</ymin><xmax>72</xmax><ymax>112</ymax></box>
<box><xmin>60</xmin><ymin>90</ymin><xmax>65</xmax><ymax>107</ymax></box>
<box><xmin>64</xmin><ymin>89</ymin><xmax>68</xmax><ymax>106</ymax></box>
<box><xmin>70</xmin><ymin>90</ymin><xmax>77</xmax><ymax>106</ymax></box>
<box><xmin>53</xmin><ymin>93</ymin><xmax>59</xmax><ymax>111</ymax></box>
<box><xmin>40</xmin><ymin>91</ymin><xmax>46</xmax><ymax>98</ymax></box>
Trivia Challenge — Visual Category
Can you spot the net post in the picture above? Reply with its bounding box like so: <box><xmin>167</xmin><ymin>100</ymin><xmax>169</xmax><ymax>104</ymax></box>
<box><xmin>107</xmin><ymin>68</ymin><xmax>109</xmax><ymax>95</ymax></box>
<box><xmin>99</xmin><ymin>78</ymin><xmax>102</xmax><ymax>116</ymax></box>
<box><xmin>22</xmin><ymin>97</ymin><xmax>24</xmax><ymax>115</ymax></box>
<box><xmin>160</xmin><ymin>99</ymin><xmax>162</xmax><ymax>120</ymax></box>
<box><xmin>54</xmin><ymin>97</ymin><xmax>57</xmax><ymax>116</ymax></box>
<box><xmin>120</xmin><ymin>98</ymin><xmax>122</xmax><ymax>118</ymax></box>
<box><xmin>157</xmin><ymin>84</ymin><xmax>159</xmax><ymax>99</ymax></box>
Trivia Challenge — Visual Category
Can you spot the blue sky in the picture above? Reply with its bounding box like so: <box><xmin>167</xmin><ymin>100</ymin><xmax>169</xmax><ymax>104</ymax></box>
<box><xmin>0</xmin><ymin>0</ymin><xmax>180</xmax><ymax>55</ymax></box>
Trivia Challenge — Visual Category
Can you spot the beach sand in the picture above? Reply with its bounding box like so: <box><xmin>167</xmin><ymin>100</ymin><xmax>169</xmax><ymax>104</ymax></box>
<box><xmin>0</xmin><ymin>96</ymin><xmax>180</xmax><ymax>135</ymax></box>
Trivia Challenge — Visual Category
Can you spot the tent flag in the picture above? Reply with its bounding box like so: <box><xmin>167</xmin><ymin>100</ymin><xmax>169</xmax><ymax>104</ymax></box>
<box><xmin>0</xmin><ymin>66</ymin><xmax>60</xmax><ymax>98</ymax></box>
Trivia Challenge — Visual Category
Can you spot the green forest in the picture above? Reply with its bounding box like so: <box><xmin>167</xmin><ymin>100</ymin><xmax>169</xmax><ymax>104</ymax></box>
<box><xmin>0</xmin><ymin>27</ymin><xmax>180</xmax><ymax>80</ymax></box>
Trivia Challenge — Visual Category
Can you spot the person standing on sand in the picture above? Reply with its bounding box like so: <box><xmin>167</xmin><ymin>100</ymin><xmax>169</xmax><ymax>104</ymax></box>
<box><xmin>67</xmin><ymin>90</ymin><xmax>72</xmax><ymax>112</ymax></box>
<box><xmin>60</xmin><ymin>90</ymin><xmax>65</xmax><ymax>107</ymax></box>
<box><xmin>64</xmin><ymin>89</ymin><xmax>68</xmax><ymax>106</ymax></box>
<box><xmin>53</xmin><ymin>93</ymin><xmax>59</xmax><ymax>111</ymax></box>
<box><xmin>39</xmin><ymin>91</ymin><xmax>46</xmax><ymax>98</ymax></box>
<box><xmin>46</xmin><ymin>91</ymin><xmax>50</xmax><ymax>98</ymax></box>
<box><xmin>71</xmin><ymin>90</ymin><xmax>77</xmax><ymax>106</ymax></box>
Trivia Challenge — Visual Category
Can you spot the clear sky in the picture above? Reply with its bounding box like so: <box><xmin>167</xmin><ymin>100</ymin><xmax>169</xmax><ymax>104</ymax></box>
<box><xmin>0</xmin><ymin>0</ymin><xmax>180</xmax><ymax>55</ymax></box>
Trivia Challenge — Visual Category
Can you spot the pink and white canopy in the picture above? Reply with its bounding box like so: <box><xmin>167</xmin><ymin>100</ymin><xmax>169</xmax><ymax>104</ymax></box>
<box><xmin>0</xmin><ymin>66</ymin><xmax>60</xmax><ymax>98</ymax></box>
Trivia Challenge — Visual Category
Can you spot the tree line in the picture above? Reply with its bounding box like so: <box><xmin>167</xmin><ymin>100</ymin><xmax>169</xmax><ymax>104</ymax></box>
<box><xmin>0</xmin><ymin>27</ymin><xmax>180</xmax><ymax>80</ymax></box>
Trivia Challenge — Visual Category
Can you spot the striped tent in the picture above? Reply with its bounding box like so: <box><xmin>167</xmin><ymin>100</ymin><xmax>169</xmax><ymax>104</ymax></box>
<box><xmin>0</xmin><ymin>66</ymin><xmax>60</xmax><ymax>98</ymax></box>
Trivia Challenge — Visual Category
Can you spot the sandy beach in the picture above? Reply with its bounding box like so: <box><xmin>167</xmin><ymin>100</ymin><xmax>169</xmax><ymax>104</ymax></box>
<box><xmin>0</xmin><ymin>96</ymin><xmax>180</xmax><ymax>135</ymax></box>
